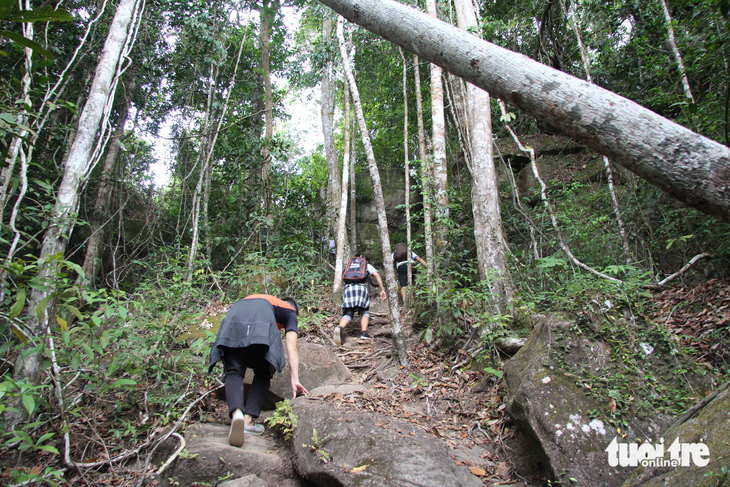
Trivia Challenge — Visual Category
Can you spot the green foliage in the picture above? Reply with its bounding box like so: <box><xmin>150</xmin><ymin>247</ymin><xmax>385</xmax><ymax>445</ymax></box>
<box><xmin>264</xmin><ymin>399</ymin><xmax>298</xmax><ymax>440</ymax></box>
<box><xmin>302</xmin><ymin>427</ymin><xmax>333</xmax><ymax>463</ymax></box>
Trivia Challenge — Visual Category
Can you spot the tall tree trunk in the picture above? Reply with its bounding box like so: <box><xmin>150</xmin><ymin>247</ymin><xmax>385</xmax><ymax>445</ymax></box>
<box><xmin>79</xmin><ymin>82</ymin><xmax>134</xmax><ymax>288</ymax></box>
<box><xmin>333</xmin><ymin>82</ymin><xmax>352</xmax><ymax>293</ymax></box>
<box><xmin>9</xmin><ymin>0</ymin><xmax>139</xmax><ymax>427</ymax></box>
<box><xmin>399</xmin><ymin>48</ymin><xmax>414</xmax><ymax>301</ymax></box>
<box><xmin>349</xmin><ymin>109</ymin><xmax>357</xmax><ymax>254</ymax></box>
<box><xmin>426</xmin><ymin>0</ymin><xmax>450</xmax><ymax>255</ymax></box>
<box><xmin>337</xmin><ymin>16</ymin><xmax>407</xmax><ymax>366</ymax></box>
<box><xmin>317</xmin><ymin>0</ymin><xmax>730</xmax><ymax>224</ymax></box>
<box><xmin>321</xmin><ymin>15</ymin><xmax>340</xmax><ymax>233</ymax></box>
<box><xmin>348</xmin><ymin>31</ymin><xmax>357</xmax><ymax>255</ymax></box>
<box><xmin>413</xmin><ymin>55</ymin><xmax>434</xmax><ymax>269</ymax></box>
<box><xmin>453</xmin><ymin>0</ymin><xmax>515</xmax><ymax>314</ymax></box>
<box><xmin>261</xmin><ymin>0</ymin><xmax>278</xmax><ymax>214</ymax></box>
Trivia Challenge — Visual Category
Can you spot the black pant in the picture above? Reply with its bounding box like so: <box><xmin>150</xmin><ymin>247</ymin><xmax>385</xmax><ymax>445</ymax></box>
<box><xmin>221</xmin><ymin>345</ymin><xmax>272</xmax><ymax>419</ymax></box>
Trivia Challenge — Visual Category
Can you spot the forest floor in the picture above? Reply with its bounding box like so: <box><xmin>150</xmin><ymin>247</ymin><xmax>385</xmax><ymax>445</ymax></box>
<box><xmin>3</xmin><ymin>279</ymin><xmax>728</xmax><ymax>486</ymax></box>
<box><xmin>202</xmin><ymin>278</ymin><xmax>730</xmax><ymax>486</ymax></box>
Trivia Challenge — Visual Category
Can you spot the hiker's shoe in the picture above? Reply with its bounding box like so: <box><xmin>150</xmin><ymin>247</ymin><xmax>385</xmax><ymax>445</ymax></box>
<box><xmin>244</xmin><ymin>423</ymin><xmax>265</xmax><ymax>435</ymax></box>
<box><xmin>333</xmin><ymin>326</ymin><xmax>342</xmax><ymax>346</ymax></box>
<box><xmin>229</xmin><ymin>410</ymin><xmax>245</xmax><ymax>447</ymax></box>
<box><xmin>359</xmin><ymin>331</ymin><xmax>372</xmax><ymax>340</ymax></box>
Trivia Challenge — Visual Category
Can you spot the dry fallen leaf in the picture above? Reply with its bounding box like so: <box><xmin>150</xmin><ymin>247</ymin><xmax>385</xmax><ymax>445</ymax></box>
<box><xmin>352</xmin><ymin>464</ymin><xmax>369</xmax><ymax>473</ymax></box>
<box><xmin>608</xmin><ymin>397</ymin><xmax>617</xmax><ymax>412</ymax></box>
<box><xmin>495</xmin><ymin>462</ymin><xmax>511</xmax><ymax>477</ymax></box>
<box><xmin>468</xmin><ymin>466</ymin><xmax>488</xmax><ymax>477</ymax></box>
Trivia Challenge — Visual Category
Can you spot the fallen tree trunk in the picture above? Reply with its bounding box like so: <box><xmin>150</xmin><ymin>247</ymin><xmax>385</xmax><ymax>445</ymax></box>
<box><xmin>317</xmin><ymin>0</ymin><xmax>730</xmax><ymax>223</ymax></box>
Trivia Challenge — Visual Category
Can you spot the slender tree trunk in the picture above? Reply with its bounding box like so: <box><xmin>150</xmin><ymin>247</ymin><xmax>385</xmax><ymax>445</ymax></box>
<box><xmin>454</xmin><ymin>0</ymin><xmax>515</xmax><ymax>314</ymax></box>
<box><xmin>187</xmin><ymin>63</ymin><xmax>217</xmax><ymax>279</ymax></box>
<box><xmin>337</xmin><ymin>16</ymin><xmax>407</xmax><ymax>366</ymax></box>
<box><xmin>426</xmin><ymin>0</ymin><xmax>449</xmax><ymax>257</ymax></box>
<box><xmin>187</xmin><ymin>31</ymin><xmax>247</xmax><ymax>278</ymax></box>
<box><xmin>399</xmin><ymin>48</ymin><xmax>414</xmax><ymax>302</ymax></box>
<box><xmin>0</xmin><ymin>16</ymin><xmax>32</xmax><ymax>215</ymax></box>
<box><xmin>349</xmin><ymin>109</ymin><xmax>357</xmax><ymax>254</ymax></box>
<box><xmin>658</xmin><ymin>0</ymin><xmax>694</xmax><ymax>103</ymax></box>
<box><xmin>9</xmin><ymin>0</ymin><xmax>139</xmax><ymax>428</ymax></box>
<box><xmin>317</xmin><ymin>0</ymin><xmax>730</xmax><ymax>223</ymax></box>
<box><xmin>413</xmin><ymin>55</ymin><xmax>434</xmax><ymax>269</ymax></box>
<box><xmin>321</xmin><ymin>15</ymin><xmax>340</xmax><ymax>233</ymax></box>
<box><xmin>261</xmin><ymin>0</ymin><xmax>278</xmax><ymax>214</ymax></box>
<box><xmin>79</xmin><ymin>84</ymin><xmax>133</xmax><ymax>288</ymax></box>
<box><xmin>333</xmin><ymin>82</ymin><xmax>352</xmax><ymax>294</ymax></box>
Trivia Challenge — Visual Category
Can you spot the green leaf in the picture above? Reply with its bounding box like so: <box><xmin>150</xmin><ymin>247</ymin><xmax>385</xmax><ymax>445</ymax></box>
<box><xmin>36</xmin><ymin>445</ymin><xmax>59</xmax><ymax>454</ymax></box>
<box><xmin>22</xmin><ymin>393</ymin><xmax>35</xmax><ymax>415</ymax></box>
<box><xmin>0</xmin><ymin>30</ymin><xmax>54</xmax><ymax>59</ymax></box>
<box><xmin>100</xmin><ymin>330</ymin><xmax>110</xmax><ymax>349</ymax></box>
<box><xmin>484</xmin><ymin>367</ymin><xmax>503</xmax><ymax>378</ymax></box>
<box><xmin>111</xmin><ymin>379</ymin><xmax>137</xmax><ymax>387</ymax></box>
<box><xmin>9</xmin><ymin>288</ymin><xmax>26</xmax><ymax>320</ymax></box>
<box><xmin>56</xmin><ymin>315</ymin><xmax>68</xmax><ymax>332</ymax></box>
<box><xmin>37</xmin><ymin>432</ymin><xmax>55</xmax><ymax>443</ymax></box>
<box><xmin>36</xmin><ymin>295</ymin><xmax>51</xmax><ymax>321</ymax></box>
<box><xmin>11</xmin><ymin>325</ymin><xmax>28</xmax><ymax>345</ymax></box>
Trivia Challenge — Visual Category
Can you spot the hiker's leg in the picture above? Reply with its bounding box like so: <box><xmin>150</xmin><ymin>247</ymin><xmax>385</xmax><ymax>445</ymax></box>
<box><xmin>397</xmin><ymin>265</ymin><xmax>409</xmax><ymax>303</ymax></box>
<box><xmin>221</xmin><ymin>347</ymin><xmax>246</xmax><ymax>418</ymax></box>
<box><xmin>339</xmin><ymin>308</ymin><xmax>354</xmax><ymax>329</ymax></box>
<box><xmin>360</xmin><ymin>307</ymin><xmax>370</xmax><ymax>332</ymax></box>
<box><xmin>244</xmin><ymin>346</ymin><xmax>271</xmax><ymax>425</ymax></box>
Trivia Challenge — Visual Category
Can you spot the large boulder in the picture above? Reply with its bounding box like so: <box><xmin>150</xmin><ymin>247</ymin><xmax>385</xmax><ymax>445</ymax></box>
<box><xmin>289</xmin><ymin>385</ymin><xmax>483</xmax><ymax>487</ymax></box>
<box><xmin>245</xmin><ymin>342</ymin><xmax>352</xmax><ymax>410</ymax></box>
<box><xmin>621</xmin><ymin>382</ymin><xmax>730</xmax><ymax>487</ymax></box>
<box><xmin>503</xmin><ymin>313</ymin><xmax>701</xmax><ymax>487</ymax></box>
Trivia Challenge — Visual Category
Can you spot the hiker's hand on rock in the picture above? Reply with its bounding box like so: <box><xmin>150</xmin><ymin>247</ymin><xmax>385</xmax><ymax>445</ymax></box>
<box><xmin>379</xmin><ymin>290</ymin><xmax>386</xmax><ymax>301</ymax></box>
<box><xmin>292</xmin><ymin>381</ymin><xmax>308</xmax><ymax>398</ymax></box>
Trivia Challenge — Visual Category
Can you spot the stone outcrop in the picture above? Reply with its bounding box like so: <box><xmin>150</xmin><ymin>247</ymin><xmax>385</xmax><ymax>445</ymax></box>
<box><xmin>621</xmin><ymin>381</ymin><xmax>730</xmax><ymax>487</ymax></box>
<box><xmin>156</xmin><ymin>423</ymin><xmax>300</xmax><ymax>486</ymax></box>
<box><xmin>289</xmin><ymin>385</ymin><xmax>483</xmax><ymax>487</ymax></box>
<box><xmin>244</xmin><ymin>342</ymin><xmax>352</xmax><ymax>409</ymax></box>
<box><xmin>502</xmin><ymin>313</ymin><xmax>707</xmax><ymax>487</ymax></box>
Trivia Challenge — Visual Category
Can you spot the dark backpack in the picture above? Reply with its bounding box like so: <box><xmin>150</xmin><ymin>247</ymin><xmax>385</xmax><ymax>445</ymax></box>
<box><xmin>393</xmin><ymin>243</ymin><xmax>408</xmax><ymax>263</ymax></box>
<box><xmin>343</xmin><ymin>256</ymin><xmax>368</xmax><ymax>284</ymax></box>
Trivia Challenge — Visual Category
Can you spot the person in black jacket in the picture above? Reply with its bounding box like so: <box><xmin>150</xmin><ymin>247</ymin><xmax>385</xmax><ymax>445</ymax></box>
<box><xmin>209</xmin><ymin>294</ymin><xmax>308</xmax><ymax>447</ymax></box>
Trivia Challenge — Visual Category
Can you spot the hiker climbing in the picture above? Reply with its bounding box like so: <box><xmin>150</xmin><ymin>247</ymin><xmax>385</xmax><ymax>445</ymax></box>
<box><xmin>393</xmin><ymin>242</ymin><xmax>428</xmax><ymax>304</ymax></box>
<box><xmin>333</xmin><ymin>255</ymin><xmax>387</xmax><ymax>345</ymax></box>
<box><xmin>208</xmin><ymin>294</ymin><xmax>308</xmax><ymax>447</ymax></box>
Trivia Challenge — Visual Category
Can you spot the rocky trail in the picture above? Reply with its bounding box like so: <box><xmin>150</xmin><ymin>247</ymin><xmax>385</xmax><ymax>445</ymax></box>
<box><xmin>150</xmin><ymin>297</ymin><xmax>546</xmax><ymax>487</ymax></box>
<box><xmin>138</xmin><ymin>279</ymin><xmax>730</xmax><ymax>487</ymax></box>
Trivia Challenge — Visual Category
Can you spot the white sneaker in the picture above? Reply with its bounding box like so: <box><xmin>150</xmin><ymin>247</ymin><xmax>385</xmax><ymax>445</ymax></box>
<box><xmin>333</xmin><ymin>327</ymin><xmax>342</xmax><ymax>346</ymax></box>
<box><xmin>229</xmin><ymin>409</ymin><xmax>245</xmax><ymax>447</ymax></box>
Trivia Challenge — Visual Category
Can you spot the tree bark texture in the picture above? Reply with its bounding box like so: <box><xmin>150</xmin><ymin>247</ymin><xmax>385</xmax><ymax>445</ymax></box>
<box><xmin>321</xmin><ymin>15</ymin><xmax>340</xmax><ymax>233</ymax></box>
<box><xmin>413</xmin><ymin>55</ymin><xmax>434</xmax><ymax>269</ymax></box>
<box><xmin>333</xmin><ymin>80</ymin><xmax>352</xmax><ymax>294</ymax></box>
<box><xmin>337</xmin><ymin>16</ymin><xmax>408</xmax><ymax>366</ymax></box>
<box><xmin>453</xmin><ymin>0</ymin><xmax>515</xmax><ymax>313</ymax></box>
<box><xmin>11</xmin><ymin>0</ymin><xmax>139</xmax><ymax>426</ymax></box>
<box><xmin>317</xmin><ymin>0</ymin><xmax>730</xmax><ymax>223</ymax></box>
<box><xmin>261</xmin><ymin>0</ymin><xmax>278</xmax><ymax>214</ymax></box>
<box><xmin>79</xmin><ymin>88</ymin><xmax>132</xmax><ymax>288</ymax></box>
<box><xmin>425</xmin><ymin>0</ymin><xmax>450</xmax><ymax>250</ymax></box>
